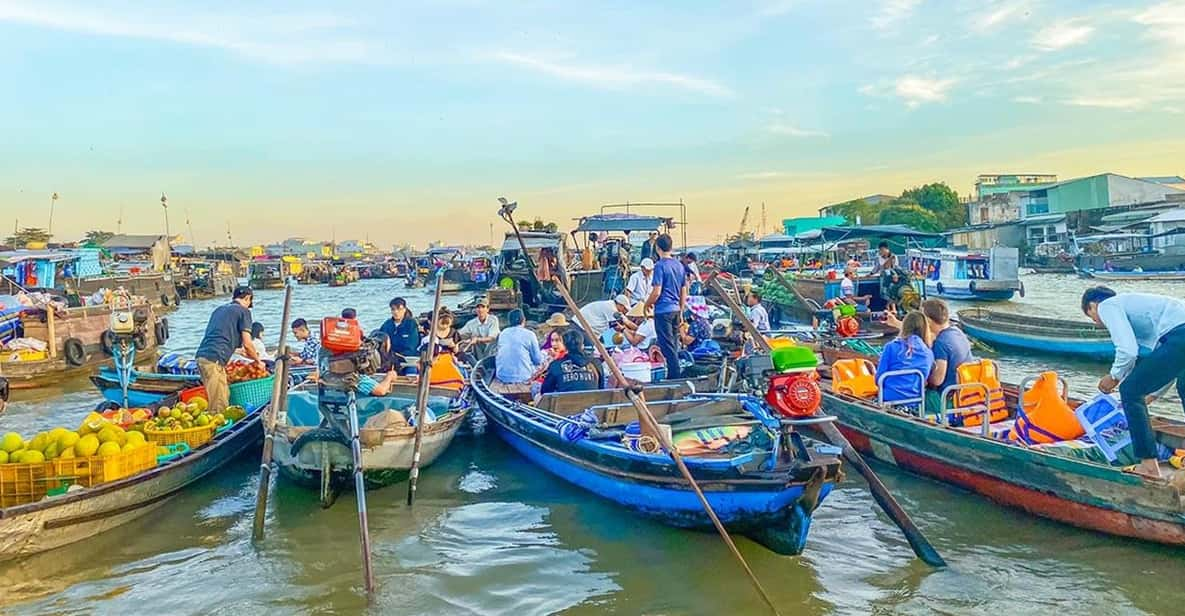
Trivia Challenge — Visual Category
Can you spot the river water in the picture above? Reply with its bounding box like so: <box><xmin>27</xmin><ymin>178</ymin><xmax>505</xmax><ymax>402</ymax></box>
<box><xmin>4</xmin><ymin>275</ymin><xmax>1185</xmax><ymax>615</ymax></box>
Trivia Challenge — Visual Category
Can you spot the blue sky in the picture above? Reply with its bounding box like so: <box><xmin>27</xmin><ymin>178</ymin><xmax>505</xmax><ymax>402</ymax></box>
<box><xmin>1</xmin><ymin>0</ymin><xmax>1182</xmax><ymax>247</ymax></box>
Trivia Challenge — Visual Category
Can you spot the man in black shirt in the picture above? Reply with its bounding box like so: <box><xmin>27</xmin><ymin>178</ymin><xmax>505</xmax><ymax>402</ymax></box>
<box><xmin>195</xmin><ymin>286</ymin><xmax>262</xmax><ymax>413</ymax></box>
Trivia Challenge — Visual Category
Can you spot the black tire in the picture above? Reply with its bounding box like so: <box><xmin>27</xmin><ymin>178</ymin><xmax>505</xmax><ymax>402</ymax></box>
<box><xmin>1018</xmin><ymin>282</ymin><xmax>1026</xmax><ymax>298</ymax></box>
<box><xmin>968</xmin><ymin>281</ymin><xmax>977</xmax><ymax>294</ymax></box>
<box><xmin>160</xmin><ymin>294</ymin><xmax>171</xmax><ymax>307</ymax></box>
<box><xmin>156</xmin><ymin>318</ymin><xmax>170</xmax><ymax>344</ymax></box>
<box><xmin>63</xmin><ymin>337</ymin><xmax>86</xmax><ymax>366</ymax></box>
<box><xmin>936</xmin><ymin>282</ymin><xmax>945</xmax><ymax>295</ymax></box>
<box><xmin>172</xmin><ymin>294</ymin><xmax>181</xmax><ymax>306</ymax></box>
<box><xmin>132</xmin><ymin>332</ymin><xmax>149</xmax><ymax>351</ymax></box>
<box><xmin>100</xmin><ymin>330</ymin><xmax>117</xmax><ymax>356</ymax></box>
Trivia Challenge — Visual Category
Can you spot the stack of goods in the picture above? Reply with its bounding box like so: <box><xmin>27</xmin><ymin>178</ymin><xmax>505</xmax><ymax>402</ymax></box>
<box><xmin>0</xmin><ymin>414</ymin><xmax>158</xmax><ymax>507</ymax></box>
<box><xmin>227</xmin><ymin>360</ymin><xmax>270</xmax><ymax>383</ymax></box>
<box><xmin>226</xmin><ymin>360</ymin><xmax>275</xmax><ymax>408</ymax></box>
<box><xmin>1</xmin><ymin>337</ymin><xmax>49</xmax><ymax>362</ymax></box>
<box><xmin>757</xmin><ymin>272</ymin><xmax>797</xmax><ymax>308</ymax></box>
<box><xmin>144</xmin><ymin>396</ymin><xmax>240</xmax><ymax>449</ymax></box>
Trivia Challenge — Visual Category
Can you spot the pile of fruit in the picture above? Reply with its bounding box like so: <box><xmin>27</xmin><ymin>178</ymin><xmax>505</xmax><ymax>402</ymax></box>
<box><xmin>146</xmin><ymin>397</ymin><xmax>235</xmax><ymax>432</ymax></box>
<box><xmin>758</xmin><ymin>271</ymin><xmax>799</xmax><ymax>308</ymax></box>
<box><xmin>227</xmin><ymin>360</ymin><xmax>270</xmax><ymax>384</ymax></box>
<box><xmin>1</xmin><ymin>414</ymin><xmax>152</xmax><ymax>465</ymax></box>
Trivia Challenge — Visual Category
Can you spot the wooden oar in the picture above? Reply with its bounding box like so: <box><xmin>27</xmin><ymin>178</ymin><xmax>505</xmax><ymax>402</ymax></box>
<box><xmin>551</xmin><ymin>277</ymin><xmax>782</xmax><ymax>616</ymax></box>
<box><xmin>706</xmin><ymin>272</ymin><xmax>946</xmax><ymax>568</ymax></box>
<box><xmin>251</xmin><ymin>284</ymin><xmax>294</xmax><ymax>542</ymax></box>
<box><xmin>407</xmin><ymin>268</ymin><xmax>446</xmax><ymax>506</ymax></box>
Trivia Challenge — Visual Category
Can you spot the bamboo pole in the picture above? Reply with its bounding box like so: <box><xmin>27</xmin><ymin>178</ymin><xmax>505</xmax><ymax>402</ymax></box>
<box><xmin>47</xmin><ymin>307</ymin><xmax>57</xmax><ymax>359</ymax></box>
<box><xmin>705</xmin><ymin>272</ymin><xmax>946</xmax><ymax>568</ymax></box>
<box><xmin>251</xmin><ymin>284</ymin><xmax>294</xmax><ymax>542</ymax></box>
<box><xmin>407</xmin><ymin>268</ymin><xmax>446</xmax><ymax>506</ymax></box>
<box><xmin>551</xmin><ymin>276</ymin><xmax>782</xmax><ymax>616</ymax></box>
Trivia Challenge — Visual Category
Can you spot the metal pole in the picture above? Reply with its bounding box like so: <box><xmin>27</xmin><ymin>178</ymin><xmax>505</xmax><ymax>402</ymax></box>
<box><xmin>251</xmin><ymin>284</ymin><xmax>294</xmax><ymax>542</ymax></box>
<box><xmin>48</xmin><ymin>193</ymin><xmax>58</xmax><ymax>239</ymax></box>
<box><xmin>407</xmin><ymin>267</ymin><xmax>445</xmax><ymax>506</ymax></box>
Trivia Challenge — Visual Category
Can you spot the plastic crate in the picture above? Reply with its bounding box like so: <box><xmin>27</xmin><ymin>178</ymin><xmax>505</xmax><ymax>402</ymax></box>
<box><xmin>179</xmin><ymin>386</ymin><xmax>208</xmax><ymax>403</ymax></box>
<box><xmin>145</xmin><ymin>421</ymin><xmax>219</xmax><ymax>449</ymax></box>
<box><xmin>0</xmin><ymin>460</ymin><xmax>62</xmax><ymax>508</ymax></box>
<box><xmin>53</xmin><ymin>444</ymin><xmax>158</xmax><ymax>487</ymax></box>
<box><xmin>2</xmin><ymin>348</ymin><xmax>49</xmax><ymax>363</ymax></box>
<box><xmin>229</xmin><ymin>374</ymin><xmax>275</xmax><ymax>408</ymax></box>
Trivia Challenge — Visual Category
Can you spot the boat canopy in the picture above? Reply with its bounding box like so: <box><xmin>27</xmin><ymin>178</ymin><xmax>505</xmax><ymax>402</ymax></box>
<box><xmin>0</xmin><ymin>250</ymin><xmax>78</xmax><ymax>264</ymax></box>
<box><xmin>501</xmin><ymin>232</ymin><xmax>563</xmax><ymax>252</ymax></box>
<box><xmin>814</xmin><ymin>225</ymin><xmax>944</xmax><ymax>243</ymax></box>
<box><xmin>574</xmin><ymin>213</ymin><xmax>672</xmax><ymax>234</ymax></box>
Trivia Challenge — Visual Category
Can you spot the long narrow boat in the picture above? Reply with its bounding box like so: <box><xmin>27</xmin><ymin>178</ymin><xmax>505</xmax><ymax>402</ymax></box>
<box><xmin>816</xmin><ymin>359</ymin><xmax>1185</xmax><ymax>545</ymax></box>
<box><xmin>0</xmin><ymin>404</ymin><xmax>265</xmax><ymax>561</ymax></box>
<box><xmin>957</xmin><ymin>308</ymin><xmax>1114</xmax><ymax>361</ymax></box>
<box><xmin>272</xmin><ymin>381</ymin><xmax>470</xmax><ymax>489</ymax></box>
<box><xmin>1081</xmin><ymin>270</ymin><xmax>1185</xmax><ymax>282</ymax></box>
<box><xmin>90</xmin><ymin>368</ymin><xmax>200</xmax><ymax>407</ymax></box>
<box><xmin>471</xmin><ymin>358</ymin><xmax>843</xmax><ymax>555</ymax></box>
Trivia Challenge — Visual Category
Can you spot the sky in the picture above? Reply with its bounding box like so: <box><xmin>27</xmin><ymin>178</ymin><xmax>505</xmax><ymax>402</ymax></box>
<box><xmin>0</xmin><ymin>0</ymin><xmax>1183</xmax><ymax>248</ymax></box>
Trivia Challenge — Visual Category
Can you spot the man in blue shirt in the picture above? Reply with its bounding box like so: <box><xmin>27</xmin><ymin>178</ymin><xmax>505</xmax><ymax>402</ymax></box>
<box><xmin>644</xmin><ymin>234</ymin><xmax>687</xmax><ymax>380</ymax></box>
<box><xmin>195</xmin><ymin>286</ymin><xmax>261</xmax><ymax>413</ymax></box>
<box><xmin>1083</xmin><ymin>287</ymin><xmax>1185</xmax><ymax>478</ymax></box>
<box><xmin>379</xmin><ymin>297</ymin><xmax>420</xmax><ymax>374</ymax></box>
<box><xmin>922</xmin><ymin>299</ymin><xmax>973</xmax><ymax>413</ymax></box>
<box><xmin>493</xmin><ymin>309</ymin><xmax>544</xmax><ymax>393</ymax></box>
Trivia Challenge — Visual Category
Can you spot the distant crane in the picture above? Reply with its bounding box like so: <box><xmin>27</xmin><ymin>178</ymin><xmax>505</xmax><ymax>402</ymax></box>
<box><xmin>760</xmin><ymin>202</ymin><xmax>767</xmax><ymax>238</ymax></box>
<box><xmin>737</xmin><ymin>205</ymin><xmax>750</xmax><ymax>239</ymax></box>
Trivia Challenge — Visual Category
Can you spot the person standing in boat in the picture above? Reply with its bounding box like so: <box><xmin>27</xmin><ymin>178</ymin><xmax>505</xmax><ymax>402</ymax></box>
<box><xmin>644</xmin><ymin>233</ymin><xmax>687</xmax><ymax>380</ymax></box>
<box><xmin>1082</xmin><ymin>287</ymin><xmax>1185</xmax><ymax>479</ymax></box>
<box><xmin>746</xmin><ymin>291</ymin><xmax>771</xmax><ymax>333</ymax></box>
<box><xmin>870</xmin><ymin>241</ymin><xmax>897</xmax><ymax>275</ymax></box>
<box><xmin>640</xmin><ymin>231</ymin><xmax>659</xmax><ymax>263</ymax></box>
<box><xmin>195</xmin><ymin>286</ymin><xmax>262</xmax><ymax>414</ymax></box>
<box><xmin>625</xmin><ymin>258</ymin><xmax>655</xmax><ymax>306</ymax></box>
<box><xmin>380</xmin><ymin>297</ymin><xmax>420</xmax><ymax>375</ymax></box>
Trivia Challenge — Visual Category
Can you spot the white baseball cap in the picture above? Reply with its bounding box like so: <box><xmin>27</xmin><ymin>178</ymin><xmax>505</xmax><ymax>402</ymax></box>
<box><xmin>640</xmin><ymin>258</ymin><xmax>655</xmax><ymax>269</ymax></box>
<box><xmin>613</xmin><ymin>294</ymin><xmax>630</xmax><ymax>307</ymax></box>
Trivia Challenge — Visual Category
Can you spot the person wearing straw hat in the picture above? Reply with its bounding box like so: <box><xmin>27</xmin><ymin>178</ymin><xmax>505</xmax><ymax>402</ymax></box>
<box><xmin>625</xmin><ymin>258</ymin><xmax>655</xmax><ymax>306</ymax></box>
<box><xmin>538</xmin><ymin>312</ymin><xmax>571</xmax><ymax>340</ymax></box>
<box><xmin>620</xmin><ymin>301</ymin><xmax>658</xmax><ymax>350</ymax></box>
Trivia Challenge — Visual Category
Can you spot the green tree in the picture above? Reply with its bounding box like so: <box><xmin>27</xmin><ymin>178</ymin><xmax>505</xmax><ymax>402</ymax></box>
<box><xmin>829</xmin><ymin>199</ymin><xmax>877</xmax><ymax>225</ymax></box>
<box><xmin>878</xmin><ymin>204</ymin><xmax>941</xmax><ymax>232</ymax></box>
<box><xmin>5</xmin><ymin>227</ymin><xmax>51</xmax><ymax>248</ymax></box>
<box><xmin>901</xmin><ymin>183</ymin><xmax>964</xmax><ymax>230</ymax></box>
<box><xmin>84</xmin><ymin>230</ymin><xmax>115</xmax><ymax>245</ymax></box>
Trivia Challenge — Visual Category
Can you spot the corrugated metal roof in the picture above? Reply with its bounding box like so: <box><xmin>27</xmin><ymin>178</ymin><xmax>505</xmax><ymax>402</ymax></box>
<box><xmin>574</xmin><ymin>214</ymin><xmax>671</xmax><ymax>233</ymax></box>
<box><xmin>102</xmin><ymin>234</ymin><xmax>166</xmax><ymax>249</ymax></box>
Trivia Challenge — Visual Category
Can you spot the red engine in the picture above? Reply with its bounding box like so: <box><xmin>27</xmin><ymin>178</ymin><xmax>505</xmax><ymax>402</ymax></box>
<box><xmin>321</xmin><ymin>316</ymin><xmax>362</xmax><ymax>353</ymax></box>
<box><xmin>836</xmin><ymin>316</ymin><xmax>860</xmax><ymax>337</ymax></box>
<box><xmin>765</xmin><ymin>372</ymin><xmax>822</xmax><ymax>417</ymax></box>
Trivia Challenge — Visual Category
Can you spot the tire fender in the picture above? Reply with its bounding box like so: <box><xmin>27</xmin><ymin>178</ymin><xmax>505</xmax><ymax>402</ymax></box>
<box><xmin>100</xmin><ymin>330</ymin><xmax>117</xmax><ymax>356</ymax></box>
<box><xmin>132</xmin><ymin>332</ymin><xmax>149</xmax><ymax>351</ymax></box>
<box><xmin>63</xmin><ymin>337</ymin><xmax>86</xmax><ymax>366</ymax></box>
<box><xmin>935</xmin><ymin>282</ymin><xmax>945</xmax><ymax>295</ymax></box>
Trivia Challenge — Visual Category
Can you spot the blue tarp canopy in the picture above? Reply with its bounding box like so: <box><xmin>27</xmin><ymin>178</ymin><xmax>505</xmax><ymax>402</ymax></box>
<box><xmin>575</xmin><ymin>214</ymin><xmax>671</xmax><ymax>233</ymax></box>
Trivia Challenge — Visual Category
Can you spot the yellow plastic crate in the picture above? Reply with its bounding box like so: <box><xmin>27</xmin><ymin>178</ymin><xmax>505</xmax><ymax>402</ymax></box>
<box><xmin>0</xmin><ymin>461</ymin><xmax>66</xmax><ymax>508</ymax></box>
<box><xmin>144</xmin><ymin>423</ymin><xmax>218</xmax><ymax>450</ymax></box>
<box><xmin>1</xmin><ymin>348</ymin><xmax>49</xmax><ymax>363</ymax></box>
<box><xmin>52</xmin><ymin>444</ymin><xmax>158</xmax><ymax>487</ymax></box>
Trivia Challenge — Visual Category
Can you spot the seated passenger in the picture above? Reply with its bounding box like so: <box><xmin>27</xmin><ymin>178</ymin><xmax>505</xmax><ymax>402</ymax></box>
<box><xmin>875</xmin><ymin>311</ymin><xmax>933</xmax><ymax>406</ymax></box>
<box><xmin>540</xmin><ymin>330</ymin><xmax>601</xmax><ymax>395</ymax></box>
<box><xmin>492</xmin><ymin>309</ymin><xmax>544</xmax><ymax>394</ymax></box>
<box><xmin>841</xmin><ymin>270</ymin><xmax>871</xmax><ymax>312</ymax></box>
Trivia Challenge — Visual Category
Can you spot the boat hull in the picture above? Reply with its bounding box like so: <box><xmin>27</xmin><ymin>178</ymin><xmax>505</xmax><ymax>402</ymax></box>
<box><xmin>820</xmin><ymin>393</ymin><xmax>1185</xmax><ymax>545</ymax></box>
<box><xmin>1084</xmin><ymin>271</ymin><xmax>1185</xmax><ymax>282</ymax></box>
<box><xmin>923</xmin><ymin>279</ymin><xmax>1018</xmax><ymax>302</ymax></box>
<box><xmin>956</xmin><ymin>308</ymin><xmax>1114</xmax><ymax>361</ymax></box>
<box><xmin>959</xmin><ymin>321</ymin><xmax>1113</xmax><ymax>360</ymax></box>
<box><xmin>472</xmin><ymin>372</ymin><xmax>838</xmax><ymax>555</ymax></box>
<box><xmin>0</xmin><ymin>406</ymin><xmax>264</xmax><ymax>561</ymax></box>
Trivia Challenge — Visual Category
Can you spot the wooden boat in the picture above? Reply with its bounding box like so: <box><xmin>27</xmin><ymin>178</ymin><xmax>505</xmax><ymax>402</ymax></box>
<box><xmin>906</xmin><ymin>247</ymin><xmax>1023</xmax><ymax>302</ymax></box>
<box><xmin>0</xmin><ymin>404</ymin><xmax>264</xmax><ymax>561</ymax></box>
<box><xmin>273</xmin><ymin>381</ymin><xmax>470</xmax><ymax>489</ymax></box>
<box><xmin>0</xmin><ymin>302</ymin><xmax>166</xmax><ymax>390</ymax></box>
<box><xmin>247</xmin><ymin>258</ymin><xmax>290</xmax><ymax>289</ymax></box>
<box><xmin>817</xmin><ymin>359</ymin><xmax>1185</xmax><ymax>546</ymax></box>
<box><xmin>1081</xmin><ymin>270</ymin><xmax>1185</xmax><ymax>282</ymax></box>
<box><xmin>471</xmin><ymin>358</ymin><xmax>843</xmax><ymax>555</ymax></box>
<box><xmin>90</xmin><ymin>368</ymin><xmax>200</xmax><ymax>407</ymax></box>
<box><xmin>957</xmin><ymin>308</ymin><xmax>1114</xmax><ymax>361</ymax></box>
<box><xmin>175</xmin><ymin>259</ymin><xmax>237</xmax><ymax>300</ymax></box>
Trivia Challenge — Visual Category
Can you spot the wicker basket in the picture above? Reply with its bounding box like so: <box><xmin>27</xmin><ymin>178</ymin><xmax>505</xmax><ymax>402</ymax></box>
<box><xmin>144</xmin><ymin>421</ymin><xmax>219</xmax><ymax>449</ymax></box>
<box><xmin>229</xmin><ymin>374</ymin><xmax>275</xmax><ymax>409</ymax></box>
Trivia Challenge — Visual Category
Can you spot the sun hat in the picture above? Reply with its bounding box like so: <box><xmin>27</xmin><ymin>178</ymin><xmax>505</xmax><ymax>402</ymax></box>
<box><xmin>627</xmin><ymin>302</ymin><xmax>653</xmax><ymax>318</ymax></box>
<box><xmin>613</xmin><ymin>294</ymin><xmax>630</xmax><ymax>307</ymax></box>
<box><xmin>640</xmin><ymin>258</ymin><xmax>655</xmax><ymax>270</ymax></box>
<box><xmin>543</xmin><ymin>313</ymin><xmax>570</xmax><ymax>328</ymax></box>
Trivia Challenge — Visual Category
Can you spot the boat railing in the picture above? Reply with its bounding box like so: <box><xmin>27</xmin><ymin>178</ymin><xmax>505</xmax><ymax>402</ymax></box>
<box><xmin>939</xmin><ymin>382</ymin><xmax>994</xmax><ymax>437</ymax></box>
<box><xmin>876</xmin><ymin>369</ymin><xmax>926</xmax><ymax>409</ymax></box>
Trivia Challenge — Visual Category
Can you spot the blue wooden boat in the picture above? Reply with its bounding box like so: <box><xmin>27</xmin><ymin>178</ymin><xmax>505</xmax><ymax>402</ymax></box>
<box><xmin>91</xmin><ymin>365</ymin><xmax>314</xmax><ymax>407</ymax></box>
<box><xmin>907</xmin><ymin>247</ymin><xmax>1023</xmax><ymax>302</ymax></box>
<box><xmin>957</xmin><ymin>308</ymin><xmax>1114</xmax><ymax>361</ymax></box>
<box><xmin>471</xmin><ymin>359</ymin><xmax>843</xmax><ymax>555</ymax></box>
<box><xmin>1080</xmin><ymin>269</ymin><xmax>1185</xmax><ymax>282</ymax></box>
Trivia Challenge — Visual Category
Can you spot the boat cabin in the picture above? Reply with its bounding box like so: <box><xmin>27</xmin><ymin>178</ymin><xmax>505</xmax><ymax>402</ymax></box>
<box><xmin>906</xmin><ymin>246</ymin><xmax>1022</xmax><ymax>302</ymax></box>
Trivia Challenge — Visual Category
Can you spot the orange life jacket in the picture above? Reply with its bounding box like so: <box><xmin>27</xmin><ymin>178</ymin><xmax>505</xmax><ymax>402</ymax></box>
<box><xmin>1008</xmin><ymin>371</ymin><xmax>1083</xmax><ymax>444</ymax></box>
<box><xmin>831</xmin><ymin>358</ymin><xmax>878</xmax><ymax>399</ymax></box>
<box><xmin>952</xmin><ymin>360</ymin><xmax>1009</xmax><ymax>427</ymax></box>
<box><xmin>428</xmin><ymin>353</ymin><xmax>466</xmax><ymax>390</ymax></box>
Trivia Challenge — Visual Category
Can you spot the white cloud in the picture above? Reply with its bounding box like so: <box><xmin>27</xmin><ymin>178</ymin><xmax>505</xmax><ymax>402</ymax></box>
<box><xmin>0</xmin><ymin>3</ymin><xmax>378</xmax><ymax>64</ymax></box>
<box><xmin>871</xmin><ymin>0</ymin><xmax>923</xmax><ymax>31</ymax></box>
<box><xmin>737</xmin><ymin>171</ymin><xmax>786</xmax><ymax>180</ymax></box>
<box><xmin>490</xmin><ymin>51</ymin><xmax>734</xmax><ymax>98</ymax></box>
<box><xmin>1066</xmin><ymin>96</ymin><xmax>1145</xmax><ymax>110</ymax></box>
<box><xmin>893</xmin><ymin>75</ymin><xmax>956</xmax><ymax>107</ymax></box>
<box><xmin>973</xmin><ymin>2</ymin><xmax>1031</xmax><ymax>32</ymax></box>
<box><xmin>1033</xmin><ymin>19</ymin><xmax>1094</xmax><ymax>51</ymax></box>
<box><xmin>767</xmin><ymin>121</ymin><xmax>828</xmax><ymax>138</ymax></box>
<box><xmin>1133</xmin><ymin>2</ymin><xmax>1185</xmax><ymax>47</ymax></box>
<box><xmin>756</xmin><ymin>0</ymin><xmax>799</xmax><ymax>17</ymax></box>
<box><xmin>1013</xmin><ymin>95</ymin><xmax>1042</xmax><ymax>104</ymax></box>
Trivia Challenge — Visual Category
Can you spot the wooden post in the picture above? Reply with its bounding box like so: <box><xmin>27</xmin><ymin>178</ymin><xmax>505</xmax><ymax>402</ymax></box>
<box><xmin>706</xmin><ymin>271</ymin><xmax>946</xmax><ymax>568</ymax></box>
<box><xmin>251</xmin><ymin>284</ymin><xmax>294</xmax><ymax>542</ymax></box>
<box><xmin>407</xmin><ymin>268</ymin><xmax>446</xmax><ymax>506</ymax></box>
<box><xmin>552</xmin><ymin>276</ymin><xmax>782</xmax><ymax>615</ymax></box>
<box><xmin>47</xmin><ymin>308</ymin><xmax>57</xmax><ymax>359</ymax></box>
